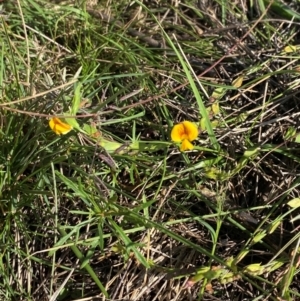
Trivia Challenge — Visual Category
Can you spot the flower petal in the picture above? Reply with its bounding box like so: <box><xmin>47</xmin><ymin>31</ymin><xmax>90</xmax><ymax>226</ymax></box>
<box><xmin>180</xmin><ymin>139</ymin><xmax>194</xmax><ymax>151</ymax></box>
<box><xmin>182</xmin><ymin>121</ymin><xmax>198</xmax><ymax>142</ymax></box>
<box><xmin>49</xmin><ymin>118</ymin><xmax>73</xmax><ymax>135</ymax></box>
<box><xmin>171</xmin><ymin>123</ymin><xmax>186</xmax><ymax>142</ymax></box>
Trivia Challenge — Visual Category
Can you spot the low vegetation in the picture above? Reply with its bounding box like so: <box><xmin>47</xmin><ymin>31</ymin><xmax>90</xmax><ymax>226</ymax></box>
<box><xmin>1</xmin><ymin>0</ymin><xmax>300</xmax><ymax>300</ymax></box>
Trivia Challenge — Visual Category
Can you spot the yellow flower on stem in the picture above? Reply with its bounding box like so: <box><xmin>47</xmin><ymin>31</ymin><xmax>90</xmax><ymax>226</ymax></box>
<box><xmin>49</xmin><ymin>117</ymin><xmax>73</xmax><ymax>135</ymax></box>
<box><xmin>171</xmin><ymin>121</ymin><xmax>198</xmax><ymax>151</ymax></box>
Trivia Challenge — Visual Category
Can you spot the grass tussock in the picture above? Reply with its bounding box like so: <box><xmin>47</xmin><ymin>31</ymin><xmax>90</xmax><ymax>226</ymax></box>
<box><xmin>2</xmin><ymin>0</ymin><xmax>300</xmax><ymax>300</ymax></box>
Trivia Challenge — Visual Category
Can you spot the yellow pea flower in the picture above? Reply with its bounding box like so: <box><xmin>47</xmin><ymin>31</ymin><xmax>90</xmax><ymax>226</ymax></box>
<box><xmin>49</xmin><ymin>117</ymin><xmax>73</xmax><ymax>135</ymax></box>
<box><xmin>171</xmin><ymin>121</ymin><xmax>198</xmax><ymax>151</ymax></box>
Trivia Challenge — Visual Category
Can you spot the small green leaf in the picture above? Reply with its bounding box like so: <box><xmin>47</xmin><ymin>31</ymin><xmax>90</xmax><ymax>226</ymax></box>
<box><xmin>244</xmin><ymin>147</ymin><xmax>260</xmax><ymax>157</ymax></box>
<box><xmin>287</xmin><ymin>198</ymin><xmax>300</xmax><ymax>208</ymax></box>
<box><xmin>211</xmin><ymin>102</ymin><xmax>220</xmax><ymax>115</ymax></box>
<box><xmin>204</xmin><ymin>167</ymin><xmax>227</xmax><ymax>180</ymax></box>
<box><xmin>191</xmin><ymin>266</ymin><xmax>210</xmax><ymax>282</ymax></box>
<box><xmin>236</xmin><ymin>113</ymin><xmax>248</xmax><ymax>123</ymax></box>
<box><xmin>284</xmin><ymin>45</ymin><xmax>298</xmax><ymax>53</ymax></box>
<box><xmin>204</xmin><ymin>266</ymin><xmax>225</xmax><ymax>281</ymax></box>
<box><xmin>295</xmin><ymin>134</ymin><xmax>300</xmax><ymax>143</ymax></box>
<box><xmin>284</xmin><ymin>127</ymin><xmax>297</xmax><ymax>141</ymax></box>
<box><xmin>243</xmin><ymin>263</ymin><xmax>264</xmax><ymax>275</ymax></box>
<box><xmin>225</xmin><ymin>257</ymin><xmax>235</xmax><ymax>269</ymax></box>
<box><xmin>265</xmin><ymin>259</ymin><xmax>286</xmax><ymax>273</ymax></box>
<box><xmin>65</xmin><ymin>117</ymin><xmax>80</xmax><ymax>130</ymax></box>
<box><xmin>99</xmin><ymin>139</ymin><xmax>123</xmax><ymax>153</ymax></box>
<box><xmin>220</xmin><ymin>271</ymin><xmax>239</xmax><ymax>284</ymax></box>
<box><xmin>200</xmin><ymin>118</ymin><xmax>207</xmax><ymax>131</ymax></box>
<box><xmin>267</xmin><ymin>220</ymin><xmax>281</xmax><ymax>234</ymax></box>
<box><xmin>211</xmin><ymin>87</ymin><xmax>226</xmax><ymax>101</ymax></box>
<box><xmin>71</xmin><ymin>83</ymin><xmax>82</xmax><ymax>115</ymax></box>
<box><xmin>211</xmin><ymin>120</ymin><xmax>219</xmax><ymax>128</ymax></box>
<box><xmin>232</xmin><ymin>75</ymin><xmax>244</xmax><ymax>88</ymax></box>
<box><xmin>252</xmin><ymin>230</ymin><xmax>266</xmax><ymax>244</ymax></box>
<box><xmin>83</xmin><ymin>123</ymin><xmax>99</xmax><ymax>136</ymax></box>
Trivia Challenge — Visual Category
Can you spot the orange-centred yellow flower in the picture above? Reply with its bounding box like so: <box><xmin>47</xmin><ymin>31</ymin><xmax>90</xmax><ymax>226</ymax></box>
<box><xmin>171</xmin><ymin>121</ymin><xmax>198</xmax><ymax>151</ymax></box>
<box><xmin>49</xmin><ymin>117</ymin><xmax>73</xmax><ymax>135</ymax></box>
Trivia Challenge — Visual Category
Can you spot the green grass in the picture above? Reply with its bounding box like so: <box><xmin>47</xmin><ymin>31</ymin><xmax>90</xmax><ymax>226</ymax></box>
<box><xmin>2</xmin><ymin>0</ymin><xmax>300</xmax><ymax>300</ymax></box>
